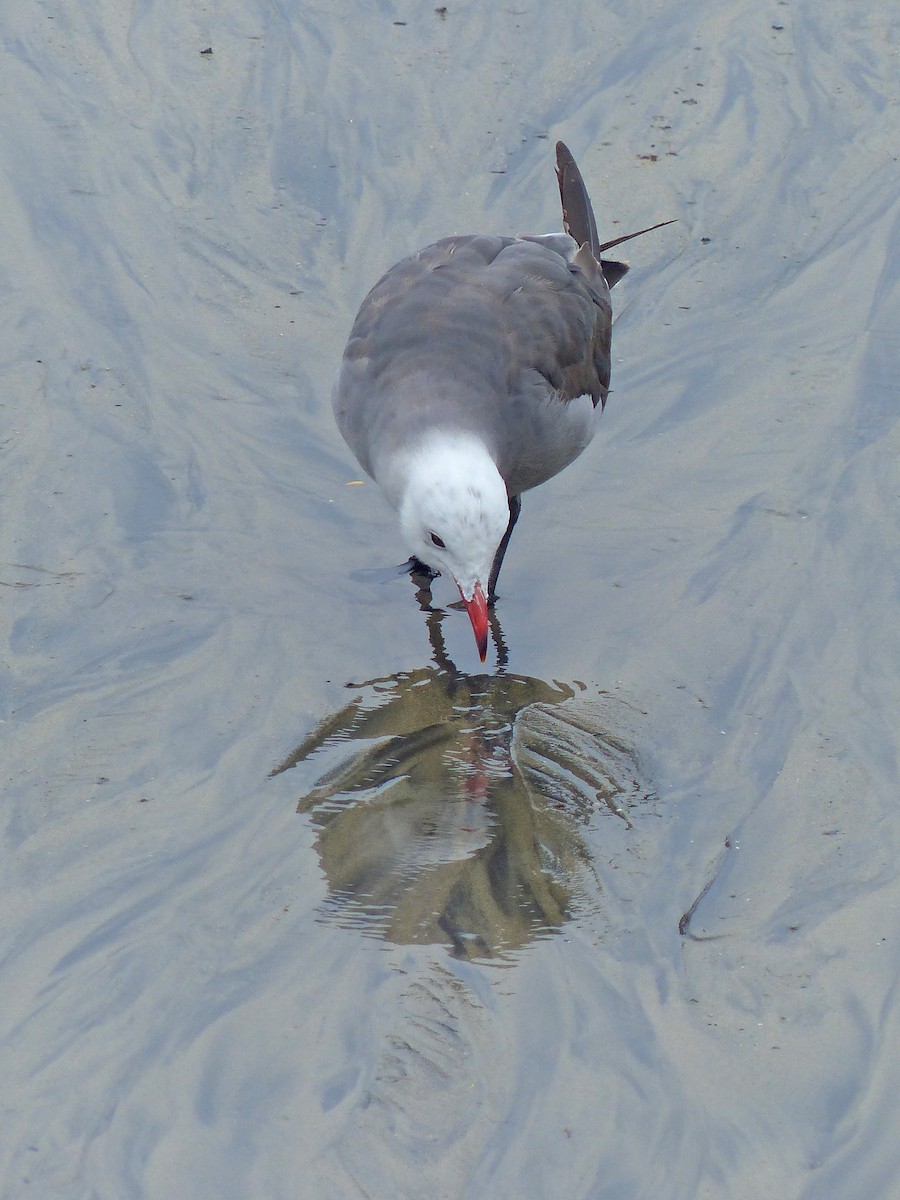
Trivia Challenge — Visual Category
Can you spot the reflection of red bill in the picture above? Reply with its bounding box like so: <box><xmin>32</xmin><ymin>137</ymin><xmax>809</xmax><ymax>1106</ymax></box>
<box><xmin>459</xmin><ymin>582</ymin><xmax>488</xmax><ymax>662</ymax></box>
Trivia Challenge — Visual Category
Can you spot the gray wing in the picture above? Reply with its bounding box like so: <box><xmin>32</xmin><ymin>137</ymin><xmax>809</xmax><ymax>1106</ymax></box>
<box><xmin>499</xmin><ymin>233</ymin><xmax>613</xmax><ymax>407</ymax></box>
<box><xmin>333</xmin><ymin>233</ymin><xmax>612</xmax><ymax>485</ymax></box>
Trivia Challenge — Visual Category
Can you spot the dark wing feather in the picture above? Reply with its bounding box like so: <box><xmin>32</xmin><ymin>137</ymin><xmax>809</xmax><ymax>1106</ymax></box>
<box><xmin>556</xmin><ymin>141</ymin><xmax>600</xmax><ymax>258</ymax></box>
<box><xmin>556</xmin><ymin>141</ymin><xmax>625</xmax><ymax>291</ymax></box>
<box><xmin>556</xmin><ymin>141</ymin><xmax>676</xmax><ymax>289</ymax></box>
<box><xmin>482</xmin><ymin>238</ymin><xmax>612</xmax><ymax>407</ymax></box>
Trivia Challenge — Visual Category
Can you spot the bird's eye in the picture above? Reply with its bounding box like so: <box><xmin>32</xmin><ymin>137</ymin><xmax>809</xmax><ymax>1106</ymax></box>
<box><xmin>429</xmin><ymin>532</ymin><xmax>446</xmax><ymax>549</ymax></box>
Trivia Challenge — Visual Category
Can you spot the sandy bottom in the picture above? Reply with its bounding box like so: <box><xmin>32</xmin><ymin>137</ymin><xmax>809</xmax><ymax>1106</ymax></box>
<box><xmin>3</xmin><ymin>2</ymin><xmax>900</xmax><ymax>1197</ymax></box>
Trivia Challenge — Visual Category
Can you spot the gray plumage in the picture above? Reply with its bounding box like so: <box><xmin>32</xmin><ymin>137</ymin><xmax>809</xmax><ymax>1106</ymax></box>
<box><xmin>332</xmin><ymin>142</ymin><xmax>671</xmax><ymax>657</ymax></box>
<box><xmin>334</xmin><ymin>227</ymin><xmax>612</xmax><ymax>501</ymax></box>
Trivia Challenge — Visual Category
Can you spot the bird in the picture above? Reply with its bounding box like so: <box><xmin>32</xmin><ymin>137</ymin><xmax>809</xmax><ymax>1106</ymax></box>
<box><xmin>333</xmin><ymin>142</ymin><xmax>672</xmax><ymax>661</ymax></box>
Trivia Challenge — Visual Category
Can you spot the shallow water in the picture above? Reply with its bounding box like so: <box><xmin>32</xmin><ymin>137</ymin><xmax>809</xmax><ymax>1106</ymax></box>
<box><xmin>3</xmin><ymin>1</ymin><xmax>900</xmax><ymax>1197</ymax></box>
<box><xmin>275</xmin><ymin>652</ymin><xmax>652</xmax><ymax>959</ymax></box>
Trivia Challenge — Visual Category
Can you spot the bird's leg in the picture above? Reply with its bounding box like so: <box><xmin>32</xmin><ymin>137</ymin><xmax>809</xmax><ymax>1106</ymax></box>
<box><xmin>407</xmin><ymin>564</ymin><xmax>458</xmax><ymax>674</ymax></box>
<box><xmin>487</xmin><ymin>494</ymin><xmax>521</xmax><ymax>605</ymax></box>
<box><xmin>424</xmin><ymin>604</ymin><xmax>455</xmax><ymax>674</ymax></box>
<box><xmin>488</xmin><ymin>607</ymin><xmax>509</xmax><ymax>669</ymax></box>
<box><xmin>405</xmin><ymin>554</ymin><xmax>441</xmax><ymax>628</ymax></box>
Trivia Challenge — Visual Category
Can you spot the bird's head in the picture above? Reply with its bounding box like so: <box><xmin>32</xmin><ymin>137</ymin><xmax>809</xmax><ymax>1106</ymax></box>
<box><xmin>399</xmin><ymin>434</ymin><xmax>510</xmax><ymax>661</ymax></box>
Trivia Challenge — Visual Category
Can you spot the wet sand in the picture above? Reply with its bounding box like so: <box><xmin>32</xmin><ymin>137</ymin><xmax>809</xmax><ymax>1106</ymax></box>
<box><xmin>2</xmin><ymin>2</ymin><xmax>900</xmax><ymax>1196</ymax></box>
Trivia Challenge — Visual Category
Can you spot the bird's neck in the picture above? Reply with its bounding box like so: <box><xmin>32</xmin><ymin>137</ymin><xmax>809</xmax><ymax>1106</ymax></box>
<box><xmin>404</xmin><ymin>430</ymin><xmax>500</xmax><ymax>494</ymax></box>
<box><xmin>396</xmin><ymin>434</ymin><xmax>511</xmax><ymax>554</ymax></box>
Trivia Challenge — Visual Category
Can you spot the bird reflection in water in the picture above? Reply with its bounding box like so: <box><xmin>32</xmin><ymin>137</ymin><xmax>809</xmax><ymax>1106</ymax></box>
<box><xmin>273</xmin><ymin>591</ymin><xmax>651</xmax><ymax>960</ymax></box>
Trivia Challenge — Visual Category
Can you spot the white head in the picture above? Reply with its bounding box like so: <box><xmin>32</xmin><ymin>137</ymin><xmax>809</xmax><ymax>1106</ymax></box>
<box><xmin>398</xmin><ymin>432</ymin><xmax>510</xmax><ymax>659</ymax></box>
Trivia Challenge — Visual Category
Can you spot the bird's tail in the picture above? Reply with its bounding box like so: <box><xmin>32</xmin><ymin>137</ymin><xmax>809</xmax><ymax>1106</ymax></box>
<box><xmin>556</xmin><ymin>141</ymin><xmax>600</xmax><ymax>258</ymax></box>
<box><xmin>555</xmin><ymin>141</ymin><xmax>675</xmax><ymax>288</ymax></box>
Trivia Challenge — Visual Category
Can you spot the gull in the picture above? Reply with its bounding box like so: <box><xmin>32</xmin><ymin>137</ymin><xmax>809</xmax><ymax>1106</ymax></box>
<box><xmin>333</xmin><ymin>142</ymin><xmax>672</xmax><ymax>660</ymax></box>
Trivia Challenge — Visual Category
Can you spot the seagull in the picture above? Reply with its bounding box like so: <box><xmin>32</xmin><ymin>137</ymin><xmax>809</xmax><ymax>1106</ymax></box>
<box><xmin>333</xmin><ymin>142</ymin><xmax>672</xmax><ymax>661</ymax></box>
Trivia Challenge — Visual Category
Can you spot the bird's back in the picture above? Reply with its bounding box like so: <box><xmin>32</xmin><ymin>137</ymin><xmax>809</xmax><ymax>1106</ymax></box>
<box><xmin>333</xmin><ymin>231</ymin><xmax>611</xmax><ymax>500</ymax></box>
